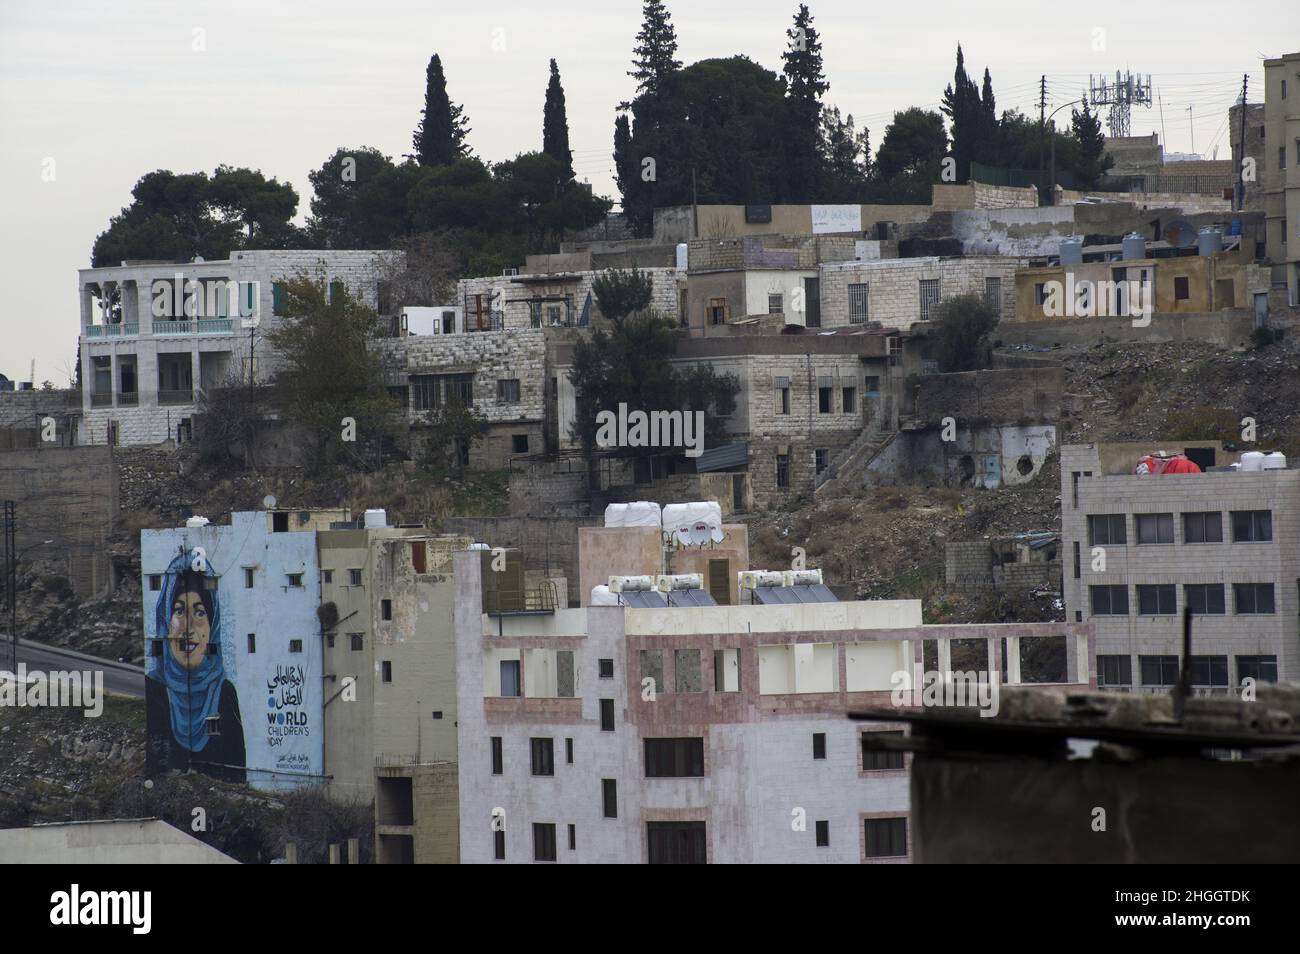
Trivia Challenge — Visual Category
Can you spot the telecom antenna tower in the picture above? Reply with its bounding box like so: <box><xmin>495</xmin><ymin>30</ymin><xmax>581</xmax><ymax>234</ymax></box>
<box><xmin>1088</xmin><ymin>70</ymin><xmax>1153</xmax><ymax>138</ymax></box>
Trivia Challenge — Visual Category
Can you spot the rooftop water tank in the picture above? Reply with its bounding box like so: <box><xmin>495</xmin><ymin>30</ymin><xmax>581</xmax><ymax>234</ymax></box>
<box><xmin>1059</xmin><ymin>237</ymin><xmax>1083</xmax><ymax>265</ymax></box>
<box><xmin>1121</xmin><ymin>232</ymin><xmax>1147</xmax><ymax>261</ymax></box>
<box><xmin>185</xmin><ymin>516</ymin><xmax>210</xmax><ymax>528</ymax></box>
<box><xmin>676</xmin><ymin>243</ymin><xmax>688</xmax><ymax>270</ymax></box>
<box><xmin>363</xmin><ymin>508</ymin><xmax>388</xmax><ymax>529</ymax></box>
<box><xmin>1240</xmin><ymin>451</ymin><xmax>1265</xmax><ymax>472</ymax></box>
<box><xmin>1262</xmin><ymin>451</ymin><xmax>1287</xmax><ymax>470</ymax></box>
<box><xmin>1197</xmin><ymin>227</ymin><xmax>1223</xmax><ymax>257</ymax></box>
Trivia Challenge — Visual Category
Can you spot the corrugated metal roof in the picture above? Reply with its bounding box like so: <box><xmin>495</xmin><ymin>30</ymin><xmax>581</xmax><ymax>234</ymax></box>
<box><xmin>695</xmin><ymin>442</ymin><xmax>748</xmax><ymax>473</ymax></box>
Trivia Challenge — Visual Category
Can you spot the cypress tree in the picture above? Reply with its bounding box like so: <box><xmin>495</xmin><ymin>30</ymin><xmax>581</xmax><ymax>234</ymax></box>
<box><xmin>412</xmin><ymin>54</ymin><xmax>471</xmax><ymax>166</ymax></box>
<box><xmin>543</xmin><ymin>59</ymin><xmax>574</xmax><ymax>183</ymax></box>
<box><xmin>781</xmin><ymin>4</ymin><xmax>829</xmax><ymax>202</ymax></box>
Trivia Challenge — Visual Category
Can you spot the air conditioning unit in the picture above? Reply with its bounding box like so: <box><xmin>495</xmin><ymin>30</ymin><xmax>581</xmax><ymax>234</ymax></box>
<box><xmin>655</xmin><ymin>573</ymin><xmax>704</xmax><ymax>592</ymax></box>
<box><xmin>608</xmin><ymin>575</ymin><xmax>655</xmax><ymax>593</ymax></box>
<box><xmin>784</xmin><ymin>569</ymin><xmax>824</xmax><ymax>587</ymax></box>
<box><xmin>738</xmin><ymin>570</ymin><xmax>785</xmax><ymax>590</ymax></box>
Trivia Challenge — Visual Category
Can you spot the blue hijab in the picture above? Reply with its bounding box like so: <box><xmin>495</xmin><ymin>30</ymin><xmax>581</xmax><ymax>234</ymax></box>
<box><xmin>152</xmin><ymin>551</ymin><xmax>226</xmax><ymax>753</ymax></box>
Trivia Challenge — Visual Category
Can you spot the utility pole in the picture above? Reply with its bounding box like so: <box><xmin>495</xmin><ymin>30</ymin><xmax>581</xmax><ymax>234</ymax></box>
<box><xmin>1236</xmin><ymin>74</ymin><xmax>1248</xmax><ymax>211</ymax></box>
<box><xmin>1038</xmin><ymin>76</ymin><xmax>1048</xmax><ymax>200</ymax></box>
<box><xmin>5</xmin><ymin>501</ymin><xmax>16</xmax><ymax>674</ymax></box>
<box><xmin>691</xmin><ymin>167</ymin><xmax>698</xmax><ymax>239</ymax></box>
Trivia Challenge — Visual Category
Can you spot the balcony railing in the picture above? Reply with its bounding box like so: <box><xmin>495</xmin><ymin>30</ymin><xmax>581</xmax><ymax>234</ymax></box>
<box><xmin>90</xmin><ymin>393</ymin><xmax>113</xmax><ymax>407</ymax></box>
<box><xmin>84</xmin><ymin>322</ymin><xmax>139</xmax><ymax>338</ymax></box>
<box><xmin>154</xmin><ymin>319</ymin><xmax>234</xmax><ymax>336</ymax></box>
<box><xmin>118</xmin><ymin>392</ymin><xmax>139</xmax><ymax>407</ymax></box>
<box><xmin>158</xmin><ymin>389</ymin><xmax>195</xmax><ymax>405</ymax></box>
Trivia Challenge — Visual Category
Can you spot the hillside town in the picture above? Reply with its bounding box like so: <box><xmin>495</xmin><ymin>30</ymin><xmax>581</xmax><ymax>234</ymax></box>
<box><xmin>2</xmin><ymin>2</ymin><xmax>1299</xmax><ymax>886</ymax></box>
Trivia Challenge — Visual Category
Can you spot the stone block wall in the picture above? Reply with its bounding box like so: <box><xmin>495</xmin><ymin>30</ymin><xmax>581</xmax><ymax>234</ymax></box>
<box><xmin>819</xmin><ymin>256</ymin><xmax>1025</xmax><ymax>331</ymax></box>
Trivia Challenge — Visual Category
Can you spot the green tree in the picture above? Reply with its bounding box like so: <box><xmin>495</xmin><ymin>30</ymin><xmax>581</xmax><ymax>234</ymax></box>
<box><xmin>874</xmin><ymin>108</ymin><xmax>947</xmax><ymax>202</ymax></box>
<box><xmin>626</xmin><ymin>0</ymin><xmax>682</xmax><ymax>103</ymax></box>
<box><xmin>542</xmin><ymin>59</ymin><xmax>574</xmax><ymax>183</ymax></box>
<box><xmin>262</xmin><ymin>274</ymin><xmax>399</xmax><ymax>469</ymax></box>
<box><xmin>820</xmin><ymin>106</ymin><xmax>870</xmax><ymax>202</ymax></box>
<box><xmin>940</xmin><ymin>45</ymin><xmax>985</xmax><ymax>182</ymax></box>
<box><xmin>1071</xmin><ymin>98</ymin><xmax>1111</xmax><ymax>188</ymax></box>
<box><xmin>92</xmin><ymin>168</ymin><xmax>302</xmax><ymax>266</ymax></box>
<box><xmin>781</xmin><ymin>4</ymin><xmax>829</xmax><ymax>202</ymax></box>
<box><xmin>307</xmin><ymin>147</ymin><xmax>421</xmax><ymax>248</ymax></box>
<box><xmin>412</xmin><ymin>54</ymin><xmax>471</xmax><ymax>166</ymax></box>
<box><xmin>931</xmin><ymin>293</ymin><xmax>997</xmax><ymax>373</ymax></box>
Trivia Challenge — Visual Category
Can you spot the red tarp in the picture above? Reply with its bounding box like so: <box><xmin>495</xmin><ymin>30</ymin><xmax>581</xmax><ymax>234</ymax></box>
<box><xmin>1134</xmin><ymin>454</ymin><xmax>1201</xmax><ymax>475</ymax></box>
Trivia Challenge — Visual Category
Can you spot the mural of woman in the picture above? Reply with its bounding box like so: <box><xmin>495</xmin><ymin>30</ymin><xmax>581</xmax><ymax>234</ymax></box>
<box><xmin>145</xmin><ymin>550</ymin><xmax>246</xmax><ymax>782</ymax></box>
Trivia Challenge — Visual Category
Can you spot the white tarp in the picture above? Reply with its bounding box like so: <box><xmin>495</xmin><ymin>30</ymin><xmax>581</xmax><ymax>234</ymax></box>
<box><xmin>812</xmin><ymin>204</ymin><xmax>862</xmax><ymax>235</ymax></box>
<box><xmin>590</xmin><ymin>584</ymin><xmax>620</xmax><ymax>606</ymax></box>
<box><xmin>605</xmin><ymin>501</ymin><xmax>661</xmax><ymax>528</ymax></box>
<box><xmin>662</xmin><ymin>501</ymin><xmax>724</xmax><ymax>545</ymax></box>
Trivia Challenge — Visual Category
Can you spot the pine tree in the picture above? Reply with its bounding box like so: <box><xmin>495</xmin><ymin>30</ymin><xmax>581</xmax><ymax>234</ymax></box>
<box><xmin>626</xmin><ymin>0</ymin><xmax>681</xmax><ymax>104</ymax></box>
<box><xmin>1071</xmin><ymin>97</ymin><xmax>1110</xmax><ymax>187</ymax></box>
<box><xmin>412</xmin><ymin>54</ymin><xmax>471</xmax><ymax>166</ymax></box>
<box><xmin>977</xmin><ymin>67</ymin><xmax>1000</xmax><ymax>166</ymax></box>
<box><xmin>543</xmin><ymin>59</ymin><xmax>574</xmax><ymax>183</ymax></box>
<box><xmin>940</xmin><ymin>45</ymin><xmax>981</xmax><ymax>182</ymax></box>
<box><xmin>781</xmin><ymin>4</ymin><xmax>829</xmax><ymax>202</ymax></box>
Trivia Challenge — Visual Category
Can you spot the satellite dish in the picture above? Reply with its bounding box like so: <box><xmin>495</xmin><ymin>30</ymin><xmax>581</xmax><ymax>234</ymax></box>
<box><xmin>688</xmin><ymin>521</ymin><xmax>710</xmax><ymax>546</ymax></box>
<box><xmin>710</xmin><ymin>526</ymin><xmax>724</xmax><ymax>544</ymax></box>
<box><xmin>263</xmin><ymin>494</ymin><xmax>277</xmax><ymax>509</ymax></box>
<box><xmin>673</xmin><ymin>526</ymin><xmax>692</xmax><ymax>546</ymax></box>
<box><xmin>1164</xmin><ymin>220</ymin><xmax>1197</xmax><ymax>249</ymax></box>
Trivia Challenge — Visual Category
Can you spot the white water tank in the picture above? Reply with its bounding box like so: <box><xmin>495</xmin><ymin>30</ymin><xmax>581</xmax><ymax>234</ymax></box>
<box><xmin>363</xmin><ymin>508</ymin><xmax>388</xmax><ymax>529</ymax></box>
<box><xmin>1262</xmin><ymin>452</ymin><xmax>1287</xmax><ymax>470</ymax></box>
<box><xmin>1121</xmin><ymin>232</ymin><xmax>1147</xmax><ymax>260</ymax></box>
<box><xmin>1197</xmin><ymin>227</ymin><xmax>1223</xmax><ymax>257</ymax></box>
<box><xmin>1239</xmin><ymin>451</ymin><xmax>1265</xmax><ymax>472</ymax></box>
<box><xmin>185</xmin><ymin>516</ymin><xmax>210</xmax><ymax>528</ymax></box>
<box><xmin>1059</xmin><ymin>237</ymin><xmax>1083</xmax><ymax>265</ymax></box>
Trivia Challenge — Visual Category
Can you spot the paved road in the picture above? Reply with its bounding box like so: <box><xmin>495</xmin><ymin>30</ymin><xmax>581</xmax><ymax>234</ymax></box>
<box><xmin>1</xmin><ymin>634</ymin><xmax>145</xmax><ymax>698</ymax></box>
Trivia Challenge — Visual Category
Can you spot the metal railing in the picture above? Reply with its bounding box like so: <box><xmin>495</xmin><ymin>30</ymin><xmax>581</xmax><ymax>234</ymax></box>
<box><xmin>153</xmin><ymin>318</ymin><xmax>234</xmax><ymax>335</ymax></box>
<box><xmin>158</xmin><ymin>389</ymin><xmax>195</xmax><ymax>405</ymax></box>
<box><xmin>84</xmin><ymin>322</ymin><xmax>139</xmax><ymax>338</ymax></box>
<box><xmin>89</xmin><ymin>393</ymin><xmax>113</xmax><ymax>407</ymax></box>
<box><xmin>117</xmin><ymin>392</ymin><xmax>139</xmax><ymax>407</ymax></box>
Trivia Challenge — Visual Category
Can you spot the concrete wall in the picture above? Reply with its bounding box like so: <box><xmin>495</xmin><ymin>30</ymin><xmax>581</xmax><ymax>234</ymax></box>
<box><xmin>819</xmin><ymin>256</ymin><xmax>1024</xmax><ymax>331</ymax></box>
<box><xmin>577</xmin><ymin>526</ymin><xmax>662</xmax><ymax>606</ymax></box>
<box><xmin>0</xmin><ymin>445</ymin><xmax>117</xmax><ymax>598</ymax></box>
<box><xmin>866</xmin><ymin>424</ymin><xmax>1057</xmax><ymax>489</ymax></box>
<box><xmin>0</xmin><ymin>819</ymin><xmax>238</xmax><ymax>863</ymax></box>
<box><xmin>994</xmin><ymin>311</ymin><xmax>1257</xmax><ymax>350</ymax></box>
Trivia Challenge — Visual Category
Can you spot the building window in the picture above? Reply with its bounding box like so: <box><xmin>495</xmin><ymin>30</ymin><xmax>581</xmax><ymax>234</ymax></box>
<box><xmin>814</xmin><ymin>449</ymin><xmax>828</xmax><ymax>475</ymax></box>
<box><xmin>768</xmin><ymin>293</ymin><xmax>784</xmax><ymax>315</ymax></box>
<box><xmin>1182</xmin><ymin>512</ymin><xmax>1223</xmax><ymax>543</ymax></box>
<box><xmin>1089</xmin><ymin>585</ymin><xmax>1129</xmax><ymax>616</ymax></box>
<box><xmin>1188</xmin><ymin>655</ymin><xmax>1228</xmax><ymax>688</ymax></box>
<box><xmin>565</xmin><ymin>737</ymin><xmax>573</xmax><ymax>764</ymax></box>
<box><xmin>501</xmin><ymin>660</ymin><xmax>521</xmax><ymax>697</ymax></box>
<box><xmin>1135</xmin><ymin>513</ymin><xmax>1174</xmax><ymax>544</ymax></box>
<box><xmin>847</xmin><ymin>283</ymin><xmax>869</xmax><ymax>323</ymax></box>
<box><xmin>602</xmin><ymin>778</ymin><xmax>618</xmax><ymax>818</ymax></box>
<box><xmin>349</xmin><ymin>568</ymin><xmax>363</xmax><ymax>586</ymax></box>
<box><xmin>919</xmin><ymin>279</ymin><xmax>940</xmax><ymax>321</ymax></box>
<box><xmin>864</xmin><ymin>817</ymin><xmax>907</xmax><ymax>858</ymax></box>
<box><xmin>493</xmin><ymin>830</ymin><xmax>505</xmax><ymax>860</ymax></box>
<box><xmin>287</xmin><ymin>573</ymin><xmax>303</xmax><ymax>587</ymax></box>
<box><xmin>645</xmin><ymin>738</ymin><xmax>704</xmax><ymax>777</ymax></box>
<box><xmin>816</xmin><ymin>820</ymin><xmax>830</xmax><ymax>847</ymax></box>
<box><xmin>639</xmin><ymin>650</ymin><xmax>663</xmax><ymax>695</ymax></box>
<box><xmin>1185</xmin><ymin>584</ymin><xmax>1226</xmax><ymax>614</ymax></box>
<box><xmin>774</xmin><ymin>376</ymin><xmax>791</xmax><ymax>415</ymax></box>
<box><xmin>817</xmin><ymin>378</ymin><xmax>833</xmax><ymax>413</ymax></box>
<box><xmin>149</xmin><ymin>574</ymin><xmax>162</xmax><ymax>591</ymax></box>
<box><xmin>1086</xmin><ymin>514</ymin><xmax>1127</xmax><ymax>546</ymax></box>
<box><xmin>533</xmin><ymin>823</ymin><xmax>557</xmax><ymax>862</ymax></box>
<box><xmin>381</xmin><ymin>660</ymin><xmax>392</xmax><ymax>682</ymax></box>
<box><xmin>289</xmin><ymin>639</ymin><xmax>303</xmax><ymax>653</ymax></box>
<box><xmin>842</xmin><ymin>386</ymin><xmax>857</xmax><ymax>413</ymax></box>
<box><xmin>1034</xmin><ymin>282</ymin><xmax>1048</xmax><ymax>307</ymax></box>
<box><xmin>984</xmin><ymin>277</ymin><xmax>1001</xmax><ymax>317</ymax></box>
<box><xmin>411</xmin><ymin>542</ymin><xmax>426</xmax><ymax>574</ymax></box>
<box><xmin>598</xmin><ymin>658</ymin><xmax>614</xmax><ymax>679</ymax></box>
<box><xmin>323</xmin><ymin>569</ymin><xmax>333</xmax><ymax>584</ymax></box>
<box><xmin>411</xmin><ymin>375</ymin><xmax>440</xmax><ymax>411</ymax></box>
<box><xmin>247</xmin><ymin>633</ymin><xmax>256</xmax><ymax>654</ymax></box>
<box><xmin>497</xmin><ymin>378</ymin><xmax>520</xmax><ymax>403</ymax></box>
<box><xmin>243</xmin><ymin>568</ymin><xmax>255</xmax><ymax>588</ymax></box>
<box><xmin>1233</xmin><ymin>582</ymin><xmax>1275</xmax><ymax>614</ymax></box>
<box><xmin>1237</xmin><ymin>655</ymin><xmax>1278</xmax><ymax>684</ymax></box>
<box><xmin>812</xmin><ymin>732</ymin><xmax>827</xmax><ymax>760</ymax></box>
<box><xmin>708</xmin><ymin>297</ymin><xmax>727</xmax><ymax>325</ymax></box>
<box><xmin>491</xmin><ymin>736</ymin><xmax>503</xmax><ymax>775</ymax></box>
<box><xmin>1097</xmin><ymin>655</ymin><xmax>1131</xmax><ymax>687</ymax></box>
<box><xmin>647</xmin><ymin>821</ymin><xmax>706</xmax><ymax>864</ymax></box>
<box><xmin>600</xmin><ymin>698</ymin><xmax>615</xmax><ymax>731</ymax></box>
<box><xmin>381</xmin><ymin>599</ymin><xmax>392</xmax><ymax>621</ymax></box>
<box><xmin>530</xmin><ymin>737</ymin><xmax>555</xmax><ymax>776</ymax></box>
<box><xmin>350</xmin><ymin>633</ymin><xmax>363</xmax><ymax>651</ymax></box>
<box><xmin>326</xmin><ymin>633</ymin><xmax>335</xmax><ymax>648</ymax></box>
<box><xmin>1281</xmin><ymin>146</ymin><xmax>1288</xmax><ymax>170</ymax></box>
<box><xmin>271</xmin><ymin>282</ymin><xmax>287</xmax><ymax>316</ymax></box>
<box><xmin>1139</xmin><ymin>655</ymin><xmax>1179</xmax><ymax>688</ymax></box>
<box><xmin>511</xmin><ymin>434</ymin><xmax>529</xmax><ymax>454</ymax></box>
<box><xmin>1136</xmin><ymin>584</ymin><xmax>1176</xmax><ymax>615</ymax></box>
<box><xmin>568</xmin><ymin>824</ymin><xmax>576</xmax><ymax>851</ymax></box>
<box><xmin>206</xmin><ymin>715</ymin><xmax>221</xmax><ymax>738</ymax></box>
<box><xmin>1174</xmin><ymin>276</ymin><xmax>1190</xmax><ymax>300</ymax></box>
<box><xmin>1230</xmin><ymin>510</ymin><xmax>1272</xmax><ymax>542</ymax></box>
<box><xmin>861</xmin><ymin>731</ymin><xmax>905</xmax><ymax>771</ymax></box>
<box><xmin>776</xmin><ymin>453</ymin><xmax>790</xmax><ymax>489</ymax></box>
<box><xmin>1072</xmin><ymin>541</ymin><xmax>1080</xmax><ymax>579</ymax></box>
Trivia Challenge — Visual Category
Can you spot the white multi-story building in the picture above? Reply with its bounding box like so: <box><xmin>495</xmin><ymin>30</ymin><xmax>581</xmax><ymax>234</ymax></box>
<box><xmin>78</xmin><ymin>249</ymin><xmax>395</xmax><ymax>446</ymax></box>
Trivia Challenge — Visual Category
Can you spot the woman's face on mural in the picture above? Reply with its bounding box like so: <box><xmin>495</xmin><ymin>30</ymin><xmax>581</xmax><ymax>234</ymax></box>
<box><xmin>168</xmin><ymin>589</ymin><xmax>211</xmax><ymax>671</ymax></box>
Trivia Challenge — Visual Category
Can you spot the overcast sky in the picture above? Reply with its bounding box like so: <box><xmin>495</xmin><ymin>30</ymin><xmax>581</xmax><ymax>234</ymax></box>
<box><xmin>1</xmin><ymin>0</ymin><xmax>1293</xmax><ymax>383</ymax></box>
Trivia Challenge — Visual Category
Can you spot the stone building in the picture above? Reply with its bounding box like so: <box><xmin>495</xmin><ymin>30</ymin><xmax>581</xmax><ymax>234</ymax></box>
<box><xmin>78</xmin><ymin>249</ymin><xmax>396</xmax><ymax>446</ymax></box>
<box><xmin>1264</xmin><ymin>50</ymin><xmax>1300</xmax><ymax>304</ymax></box>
